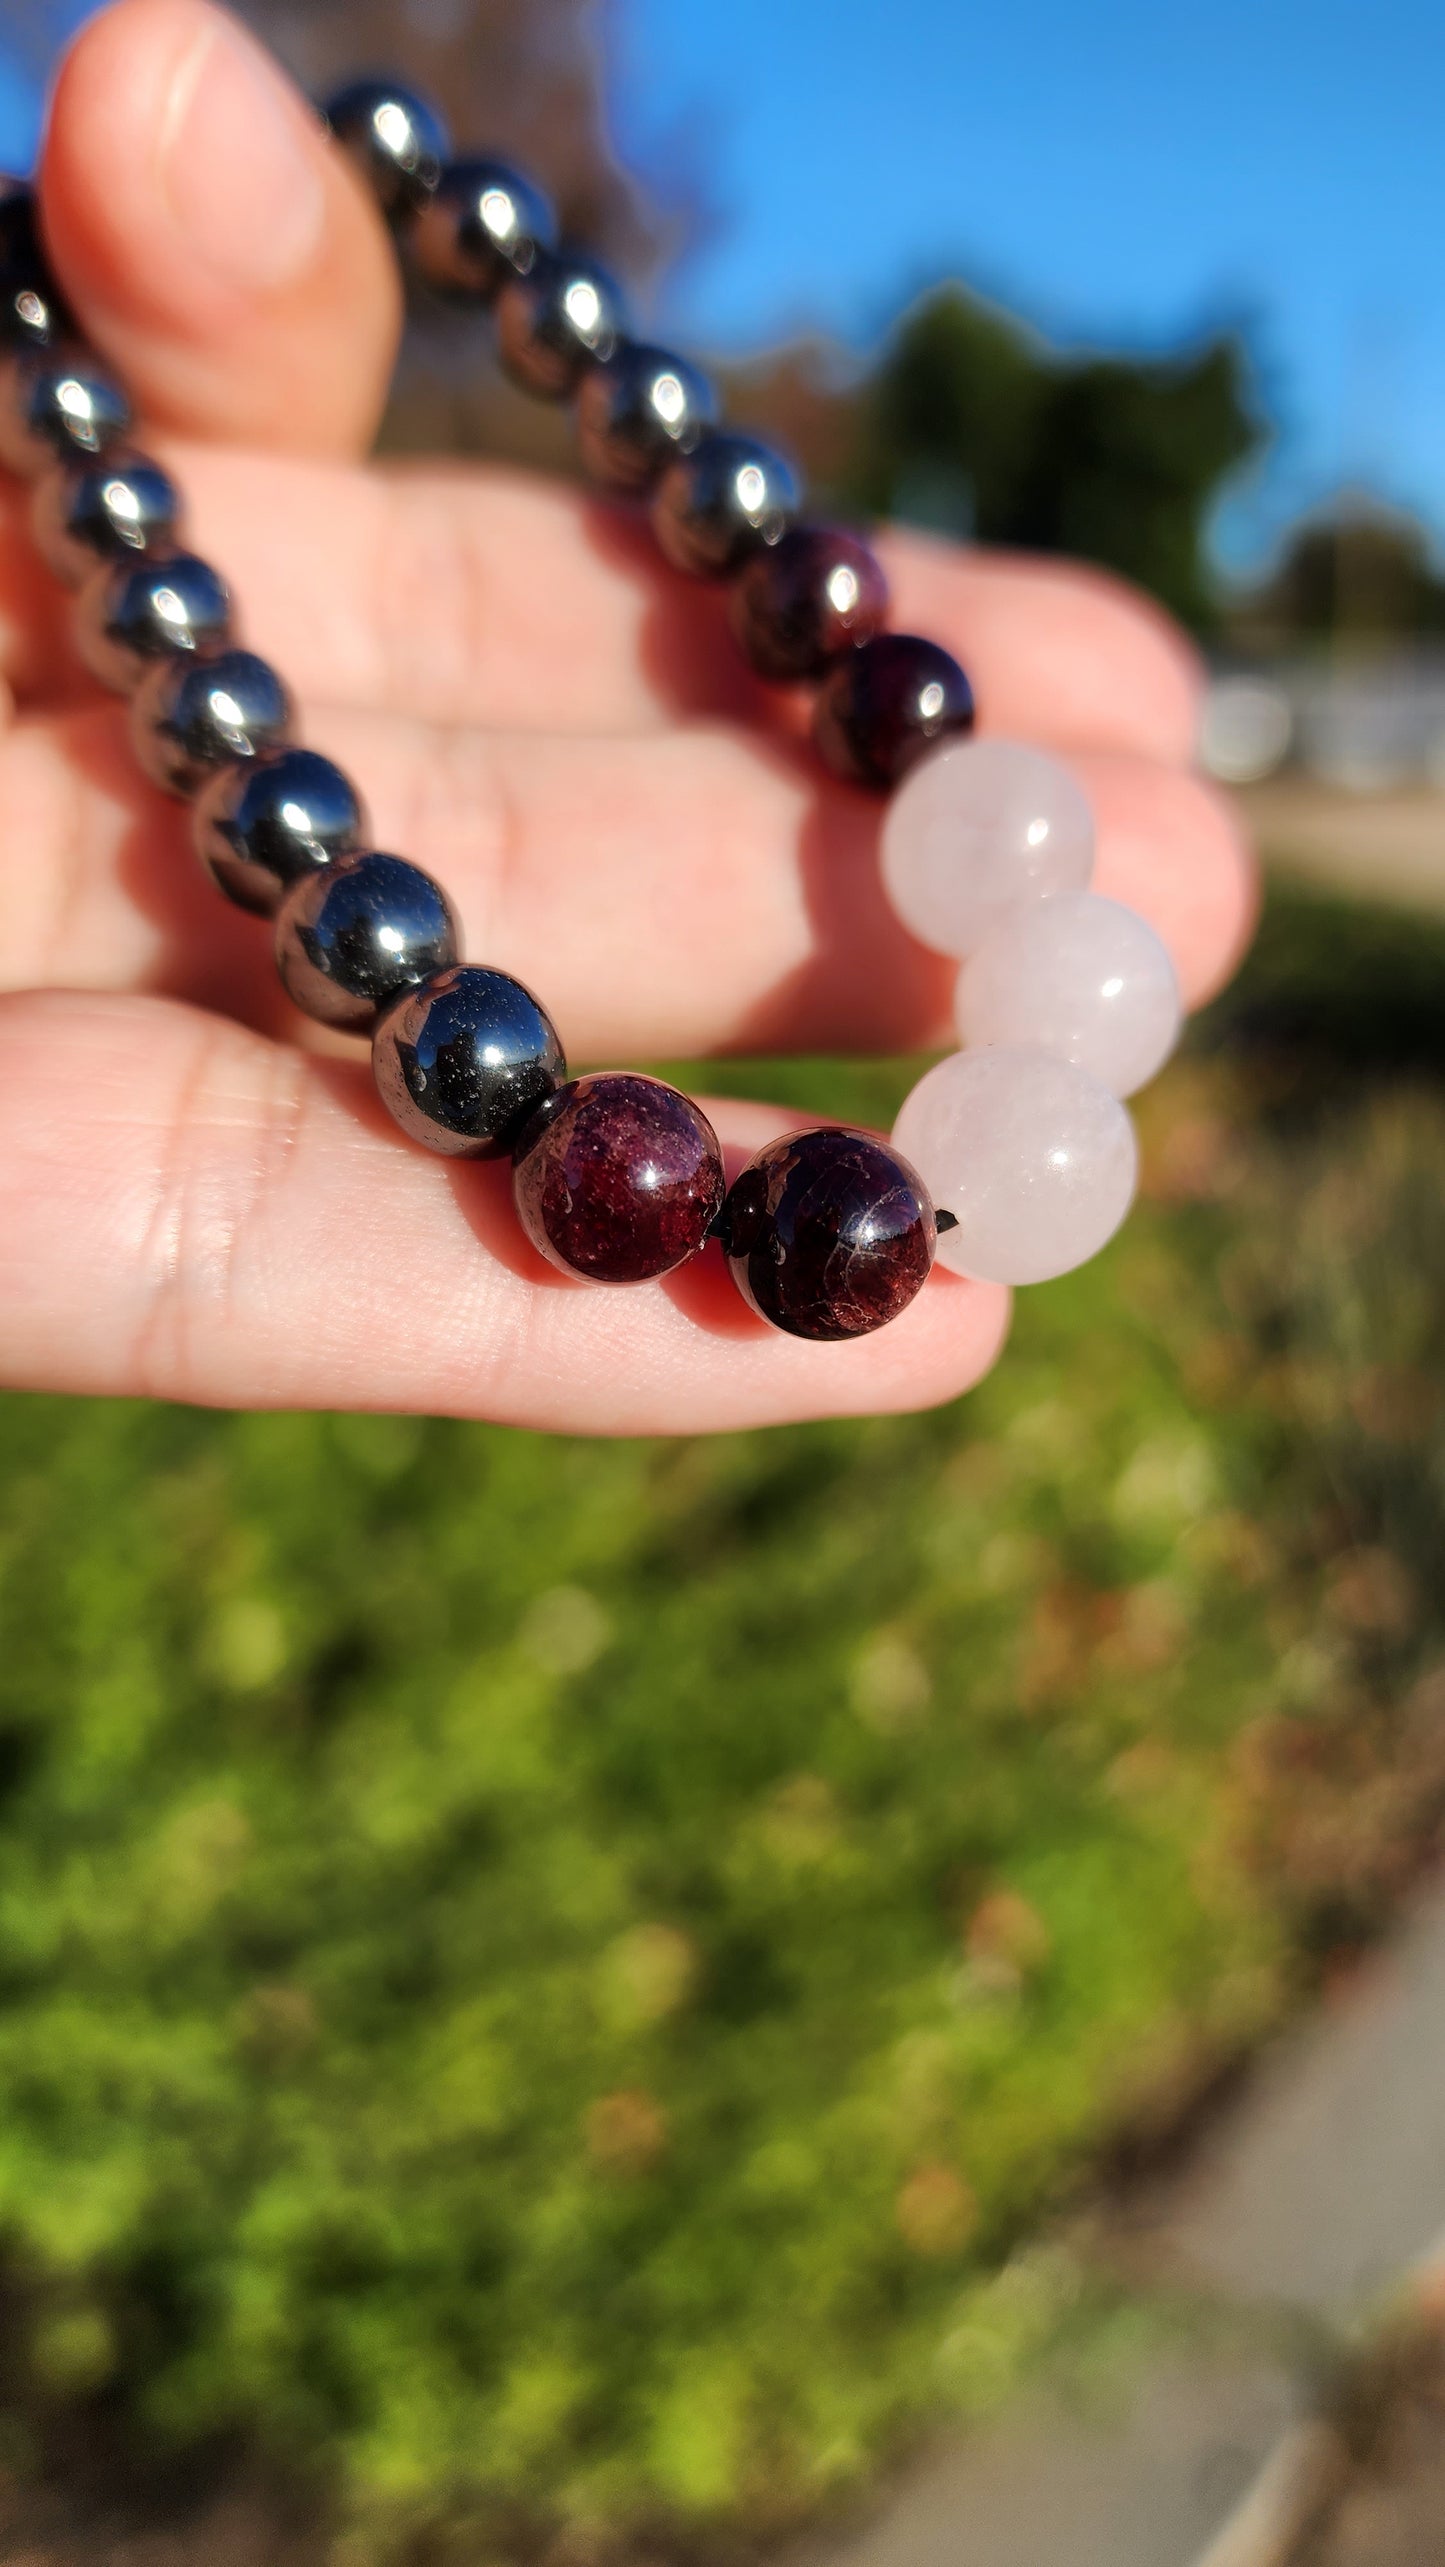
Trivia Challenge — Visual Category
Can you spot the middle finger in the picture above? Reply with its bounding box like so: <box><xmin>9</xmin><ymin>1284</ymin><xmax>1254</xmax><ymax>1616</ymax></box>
<box><xmin>0</xmin><ymin>700</ymin><xmax>1253</xmax><ymax>1058</ymax></box>
<box><xmin>1</xmin><ymin>451</ymin><xmax>1201</xmax><ymax>764</ymax></box>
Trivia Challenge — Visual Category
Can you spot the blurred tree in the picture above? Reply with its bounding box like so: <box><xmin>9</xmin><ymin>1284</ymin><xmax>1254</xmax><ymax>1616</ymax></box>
<box><xmin>1236</xmin><ymin>499</ymin><xmax>1445</xmax><ymax>647</ymax></box>
<box><xmin>751</xmin><ymin>286</ymin><xmax>1258</xmax><ymax>633</ymax></box>
<box><xmin>729</xmin><ymin>288</ymin><xmax>1257</xmax><ymax>631</ymax></box>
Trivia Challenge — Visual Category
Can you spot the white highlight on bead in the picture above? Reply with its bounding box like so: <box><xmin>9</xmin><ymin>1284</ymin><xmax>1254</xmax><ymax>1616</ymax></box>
<box><xmin>735</xmin><ymin>463</ymin><xmax>767</xmax><ymax>516</ymax></box>
<box><xmin>954</xmin><ymin>891</ymin><xmax>1181</xmax><ymax>1098</ymax></box>
<box><xmin>880</xmin><ymin>737</ymin><xmax>1094</xmax><ymax>959</ymax></box>
<box><xmin>564</xmin><ymin>279</ymin><xmax>603</xmax><ymax>335</ymax></box>
<box><xmin>892</xmin><ymin>1047</ymin><xmax>1137</xmax><ymax>1286</ymax></box>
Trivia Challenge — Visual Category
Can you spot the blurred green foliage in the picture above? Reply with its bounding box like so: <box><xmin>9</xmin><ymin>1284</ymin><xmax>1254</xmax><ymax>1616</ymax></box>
<box><xmin>2</xmin><ymin>895</ymin><xmax>1445</xmax><ymax>2557</ymax></box>
<box><xmin>839</xmin><ymin>288</ymin><xmax>1258</xmax><ymax>630</ymax></box>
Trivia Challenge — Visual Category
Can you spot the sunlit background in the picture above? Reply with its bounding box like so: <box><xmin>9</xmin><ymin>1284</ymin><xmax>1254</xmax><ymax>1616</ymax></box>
<box><xmin>9</xmin><ymin>0</ymin><xmax>1445</xmax><ymax>562</ymax></box>
<box><xmin>0</xmin><ymin>6</ymin><xmax>1444</xmax><ymax>2565</ymax></box>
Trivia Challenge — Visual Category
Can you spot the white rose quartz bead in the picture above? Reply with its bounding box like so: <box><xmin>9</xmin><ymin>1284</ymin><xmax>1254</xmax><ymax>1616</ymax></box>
<box><xmin>954</xmin><ymin>891</ymin><xmax>1181</xmax><ymax>1098</ymax></box>
<box><xmin>879</xmin><ymin>737</ymin><xmax>1094</xmax><ymax>959</ymax></box>
<box><xmin>893</xmin><ymin>1047</ymin><xmax>1138</xmax><ymax>1286</ymax></box>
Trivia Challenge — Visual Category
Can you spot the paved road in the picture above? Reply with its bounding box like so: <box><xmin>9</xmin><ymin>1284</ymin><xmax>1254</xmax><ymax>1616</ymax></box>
<box><xmin>798</xmin><ymin>1880</ymin><xmax>1445</xmax><ymax>2567</ymax></box>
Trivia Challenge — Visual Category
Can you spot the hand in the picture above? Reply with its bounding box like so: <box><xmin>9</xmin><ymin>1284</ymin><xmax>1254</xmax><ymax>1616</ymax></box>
<box><xmin>0</xmin><ymin>0</ymin><xmax>1256</xmax><ymax>1436</ymax></box>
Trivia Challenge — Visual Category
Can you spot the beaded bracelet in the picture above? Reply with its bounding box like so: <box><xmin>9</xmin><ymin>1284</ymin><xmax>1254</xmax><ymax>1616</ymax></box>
<box><xmin>0</xmin><ymin>81</ymin><xmax>1181</xmax><ymax>1344</ymax></box>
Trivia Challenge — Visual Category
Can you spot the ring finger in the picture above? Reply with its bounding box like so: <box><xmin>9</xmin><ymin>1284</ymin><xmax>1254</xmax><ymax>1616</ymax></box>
<box><xmin>0</xmin><ymin>701</ymin><xmax>1254</xmax><ymax>1058</ymax></box>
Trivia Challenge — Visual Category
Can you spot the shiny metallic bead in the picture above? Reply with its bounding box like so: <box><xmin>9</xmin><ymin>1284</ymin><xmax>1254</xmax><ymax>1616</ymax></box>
<box><xmin>411</xmin><ymin>158</ymin><xmax>555</xmax><ymax>302</ymax></box>
<box><xmin>75</xmin><ymin>551</ymin><xmax>232</xmax><ymax>694</ymax></box>
<box><xmin>496</xmin><ymin>248</ymin><xmax>625</xmax><ymax>398</ymax></box>
<box><xmin>32</xmin><ymin>449</ymin><xmax>181</xmax><ymax>587</ymax></box>
<box><xmin>730</xmin><ymin>525</ymin><xmax>890</xmax><ymax>681</ymax></box>
<box><xmin>575</xmin><ymin>342</ymin><xmax>717</xmax><ymax>494</ymax></box>
<box><xmin>130</xmin><ymin>648</ymin><xmax>293</xmax><ymax>798</ymax></box>
<box><xmin>0</xmin><ymin>185</ymin><xmax>72</xmax><ymax>348</ymax></box>
<box><xmin>193</xmin><ymin>747</ymin><xmax>367</xmax><ymax>917</ymax></box>
<box><xmin>374</xmin><ymin>965</ymin><xmax>565</xmax><ymax>1159</ymax></box>
<box><xmin>322</xmin><ymin>78</ymin><xmax>450</xmax><ymax>224</ymax></box>
<box><xmin>0</xmin><ymin>342</ymin><xmax>130</xmax><ymax>477</ymax></box>
<box><xmin>651</xmin><ymin>432</ymin><xmax>798</xmax><ymax>578</ymax></box>
<box><xmin>813</xmin><ymin>633</ymin><xmax>976</xmax><ymax>789</ymax></box>
<box><xmin>276</xmin><ymin>851</ymin><xmax>459</xmax><ymax>1032</ymax></box>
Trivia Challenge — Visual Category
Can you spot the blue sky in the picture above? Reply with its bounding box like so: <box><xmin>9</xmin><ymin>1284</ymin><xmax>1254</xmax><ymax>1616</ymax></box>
<box><xmin>611</xmin><ymin>0</ymin><xmax>1445</xmax><ymax>570</ymax></box>
<box><xmin>4</xmin><ymin>0</ymin><xmax>1443</xmax><ymax>570</ymax></box>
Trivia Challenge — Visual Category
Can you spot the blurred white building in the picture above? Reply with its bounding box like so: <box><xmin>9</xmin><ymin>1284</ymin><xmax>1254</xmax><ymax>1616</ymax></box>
<box><xmin>1203</xmin><ymin>653</ymin><xmax>1445</xmax><ymax>793</ymax></box>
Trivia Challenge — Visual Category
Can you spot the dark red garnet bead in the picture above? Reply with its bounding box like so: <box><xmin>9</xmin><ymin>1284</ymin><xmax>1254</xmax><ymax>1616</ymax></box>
<box><xmin>723</xmin><ymin>1127</ymin><xmax>937</xmax><ymax>1341</ymax></box>
<box><xmin>730</xmin><ymin>525</ymin><xmax>889</xmax><ymax>682</ymax></box>
<box><xmin>813</xmin><ymin>633</ymin><xmax>975</xmax><ymax>789</ymax></box>
<box><xmin>512</xmin><ymin>1072</ymin><xmax>725</xmax><ymax>1285</ymax></box>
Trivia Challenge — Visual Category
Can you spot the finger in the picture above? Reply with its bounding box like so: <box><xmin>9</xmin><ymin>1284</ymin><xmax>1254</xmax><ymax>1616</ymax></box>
<box><xmin>190</xmin><ymin>455</ymin><xmax>1205</xmax><ymax>757</ymax></box>
<box><xmin>0</xmin><ymin>440</ymin><xmax>1202</xmax><ymax>754</ymax></box>
<box><xmin>0</xmin><ymin>989</ymin><xmax>1011</xmax><ymax>1434</ymax></box>
<box><xmin>0</xmin><ymin>705</ymin><xmax>1255</xmax><ymax>1050</ymax></box>
<box><xmin>37</xmin><ymin>0</ymin><xmax>400</xmax><ymax>456</ymax></box>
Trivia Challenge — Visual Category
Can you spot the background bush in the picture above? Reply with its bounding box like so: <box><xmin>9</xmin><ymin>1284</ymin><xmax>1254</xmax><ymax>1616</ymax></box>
<box><xmin>2</xmin><ymin>892</ymin><xmax>1445</xmax><ymax>2556</ymax></box>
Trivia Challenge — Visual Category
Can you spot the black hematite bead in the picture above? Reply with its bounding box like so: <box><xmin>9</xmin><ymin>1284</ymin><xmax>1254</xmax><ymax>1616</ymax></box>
<box><xmin>512</xmin><ymin>1072</ymin><xmax>725</xmax><ymax>1284</ymax></box>
<box><xmin>652</xmin><ymin>432</ymin><xmax>798</xmax><ymax>579</ymax></box>
<box><xmin>411</xmin><ymin>158</ymin><xmax>555</xmax><ymax>302</ymax></box>
<box><xmin>323</xmin><ymin>79</ymin><xmax>450</xmax><ymax>224</ymax></box>
<box><xmin>0</xmin><ymin>343</ymin><xmax>130</xmax><ymax>478</ymax></box>
<box><xmin>730</xmin><ymin>525</ymin><xmax>890</xmax><ymax>682</ymax></box>
<box><xmin>0</xmin><ymin>186</ymin><xmax>72</xmax><ymax>348</ymax></box>
<box><xmin>193</xmin><ymin>748</ymin><xmax>366</xmax><ymax>917</ymax></box>
<box><xmin>813</xmin><ymin>633</ymin><xmax>976</xmax><ymax>789</ymax></box>
<box><xmin>32</xmin><ymin>449</ymin><xmax>181</xmax><ymax>587</ymax></box>
<box><xmin>575</xmin><ymin>342</ymin><xmax>717</xmax><ymax>495</ymax></box>
<box><xmin>374</xmin><ymin>964</ymin><xmax>565</xmax><ymax>1160</ymax></box>
<box><xmin>75</xmin><ymin>551</ymin><xmax>232</xmax><ymax>694</ymax></box>
<box><xmin>723</xmin><ymin>1128</ymin><xmax>937</xmax><ymax>1342</ymax></box>
<box><xmin>130</xmin><ymin>648</ymin><xmax>294</xmax><ymax>798</ymax></box>
<box><xmin>496</xmin><ymin>249</ymin><xmax>625</xmax><ymax>399</ymax></box>
<box><xmin>276</xmin><ymin>851</ymin><xmax>459</xmax><ymax>1032</ymax></box>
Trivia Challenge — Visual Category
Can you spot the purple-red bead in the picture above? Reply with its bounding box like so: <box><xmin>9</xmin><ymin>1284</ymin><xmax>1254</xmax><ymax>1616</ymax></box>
<box><xmin>512</xmin><ymin>1072</ymin><xmax>725</xmax><ymax>1284</ymax></box>
<box><xmin>723</xmin><ymin>1127</ymin><xmax>937</xmax><ymax>1341</ymax></box>
<box><xmin>813</xmin><ymin>633</ymin><xmax>975</xmax><ymax>789</ymax></box>
<box><xmin>730</xmin><ymin>525</ymin><xmax>889</xmax><ymax>682</ymax></box>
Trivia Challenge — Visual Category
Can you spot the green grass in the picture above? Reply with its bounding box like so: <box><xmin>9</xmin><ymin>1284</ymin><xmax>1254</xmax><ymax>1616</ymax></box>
<box><xmin>3</xmin><ymin>888</ymin><xmax>1445</xmax><ymax>2557</ymax></box>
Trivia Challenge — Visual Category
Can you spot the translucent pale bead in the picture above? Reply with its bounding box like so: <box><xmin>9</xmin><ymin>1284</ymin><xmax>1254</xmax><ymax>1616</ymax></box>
<box><xmin>892</xmin><ymin>1047</ymin><xmax>1137</xmax><ymax>1286</ymax></box>
<box><xmin>954</xmin><ymin>892</ymin><xmax>1181</xmax><ymax>1098</ymax></box>
<box><xmin>880</xmin><ymin>737</ymin><xmax>1094</xmax><ymax>958</ymax></box>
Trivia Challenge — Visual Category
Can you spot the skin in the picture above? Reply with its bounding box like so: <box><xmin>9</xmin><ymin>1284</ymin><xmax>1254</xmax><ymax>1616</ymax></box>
<box><xmin>0</xmin><ymin>0</ymin><xmax>1258</xmax><ymax>1437</ymax></box>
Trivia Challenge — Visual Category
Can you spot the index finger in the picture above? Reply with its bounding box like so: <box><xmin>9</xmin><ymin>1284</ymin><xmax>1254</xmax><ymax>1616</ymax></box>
<box><xmin>0</xmin><ymin>442</ymin><xmax>1203</xmax><ymax>767</ymax></box>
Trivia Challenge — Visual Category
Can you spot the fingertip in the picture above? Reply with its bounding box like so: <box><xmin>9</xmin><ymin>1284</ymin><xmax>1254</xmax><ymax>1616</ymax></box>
<box><xmin>883</xmin><ymin>531</ymin><xmax>1206</xmax><ymax>769</ymax></box>
<box><xmin>1087</xmin><ymin>757</ymin><xmax>1260</xmax><ymax>1009</ymax></box>
<box><xmin>39</xmin><ymin>0</ymin><xmax>400</xmax><ymax>454</ymax></box>
<box><xmin>1036</xmin><ymin>554</ymin><xmax>1206</xmax><ymax>767</ymax></box>
<box><xmin>873</xmin><ymin>1267</ymin><xmax>1013</xmax><ymax>1418</ymax></box>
